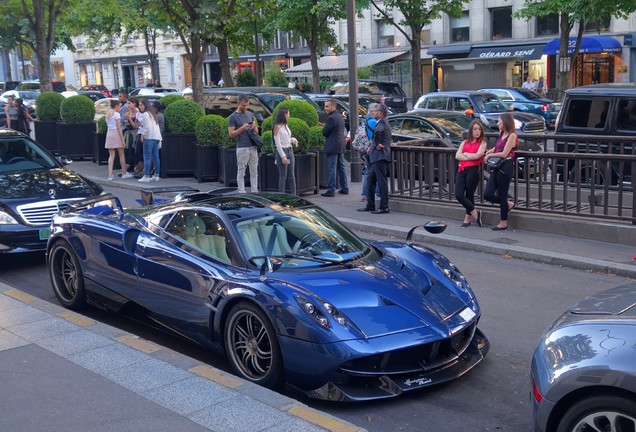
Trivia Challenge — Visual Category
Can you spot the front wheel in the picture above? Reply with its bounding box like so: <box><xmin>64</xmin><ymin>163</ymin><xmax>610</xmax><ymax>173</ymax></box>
<box><xmin>224</xmin><ymin>303</ymin><xmax>283</xmax><ymax>389</ymax></box>
<box><xmin>557</xmin><ymin>395</ymin><xmax>636</xmax><ymax>432</ymax></box>
<box><xmin>48</xmin><ymin>241</ymin><xmax>87</xmax><ymax>310</ymax></box>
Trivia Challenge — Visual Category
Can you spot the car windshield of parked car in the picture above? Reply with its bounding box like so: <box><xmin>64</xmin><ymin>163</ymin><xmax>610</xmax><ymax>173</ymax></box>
<box><xmin>232</xmin><ymin>206</ymin><xmax>370</xmax><ymax>268</ymax></box>
<box><xmin>0</xmin><ymin>138</ymin><xmax>58</xmax><ymax>173</ymax></box>
<box><xmin>474</xmin><ymin>94</ymin><xmax>511</xmax><ymax>113</ymax></box>
<box><xmin>427</xmin><ymin>114</ymin><xmax>472</xmax><ymax>141</ymax></box>
<box><xmin>514</xmin><ymin>89</ymin><xmax>544</xmax><ymax>101</ymax></box>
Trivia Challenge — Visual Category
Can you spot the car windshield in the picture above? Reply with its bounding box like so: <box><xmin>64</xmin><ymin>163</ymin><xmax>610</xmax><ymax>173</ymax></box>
<box><xmin>18</xmin><ymin>91</ymin><xmax>39</xmax><ymax>100</ymax></box>
<box><xmin>0</xmin><ymin>137</ymin><xmax>58</xmax><ymax>173</ymax></box>
<box><xmin>426</xmin><ymin>114</ymin><xmax>472</xmax><ymax>140</ymax></box>
<box><xmin>514</xmin><ymin>89</ymin><xmax>544</xmax><ymax>101</ymax></box>
<box><xmin>233</xmin><ymin>206</ymin><xmax>370</xmax><ymax>268</ymax></box>
<box><xmin>473</xmin><ymin>94</ymin><xmax>511</xmax><ymax>113</ymax></box>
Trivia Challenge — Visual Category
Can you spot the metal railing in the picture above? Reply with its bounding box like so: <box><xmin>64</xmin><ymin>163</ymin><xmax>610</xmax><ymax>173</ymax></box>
<box><xmin>389</xmin><ymin>135</ymin><xmax>636</xmax><ymax>224</ymax></box>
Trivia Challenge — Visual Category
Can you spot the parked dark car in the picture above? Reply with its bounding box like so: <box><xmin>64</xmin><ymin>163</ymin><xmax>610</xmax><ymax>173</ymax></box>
<box><xmin>47</xmin><ymin>192</ymin><xmax>489</xmax><ymax>401</ymax></box>
<box><xmin>189</xmin><ymin>87</ymin><xmax>327</xmax><ymax>123</ymax></box>
<box><xmin>17</xmin><ymin>80</ymin><xmax>67</xmax><ymax>93</ymax></box>
<box><xmin>77</xmin><ymin>90</ymin><xmax>107</xmax><ymax>103</ymax></box>
<box><xmin>0</xmin><ymin>128</ymin><xmax>103</xmax><ymax>253</ymax></box>
<box><xmin>414</xmin><ymin>91</ymin><xmax>546</xmax><ymax>134</ymax></box>
<box><xmin>129</xmin><ymin>87</ymin><xmax>179</xmax><ymax>96</ymax></box>
<box><xmin>0</xmin><ymin>81</ymin><xmax>21</xmax><ymax>91</ymax></box>
<box><xmin>326</xmin><ymin>80</ymin><xmax>408</xmax><ymax>113</ymax></box>
<box><xmin>478</xmin><ymin>87</ymin><xmax>559</xmax><ymax>128</ymax></box>
<box><xmin>553</xmin><ymin>83</ymin><xmax>636</xmax><ymax>185</ymax></box>
<box><xmin>389</xmin><ymin>110</ymin><xmax>473</xmax><ymax>145</ymax></box>
<box><xmin>309</xmin><ymin>94</ymin><xmax>395</xmax><ymax>114</ymax></box>
<box><xmin>531</xmin><ymin>283</ymin><xmax>636</xmax><ymax>432</ymax></box>
<box><xmin>79</xmin><ymin>84</ymin><xmax>113</xmax><ymax>98</ymax></box>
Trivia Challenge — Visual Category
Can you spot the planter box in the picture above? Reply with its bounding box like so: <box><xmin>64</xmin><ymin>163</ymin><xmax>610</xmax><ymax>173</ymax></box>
<box><xmin>318</xmin><ymin>150</ymin><xmax>328</xmax><ymax>188</ymax></box>
<box><xmin>57</xmin><ymin>123</ymin><xmax>96</xmax><ymax>160</ymax></box>
<box><xmin>93</xmin><ymin>132</ymin><xmax>107</xmax><ymax>165</ymax></box>
<box><xmin>159</xmin><ymin>133</ymin><xmax>195</xmax><ymax>177</ymax></box>
<box><xmin>218</xmin><ymin>146</ymin><xmax>250</xmax><ymax>187</ymax></box>
<box><xmin>194</xmin><ymin>144</ymin><xmax>220</xmax><ymax>183</ymax></box>
<box><xmin>259</xmin><ymin>152</ymin><xmax>318</xmax><ymax>195</ymax></box>
<box><xmin>34</xmin><ymin>121</ymin><xmax>58</xmax><ymax>154</ymax></box>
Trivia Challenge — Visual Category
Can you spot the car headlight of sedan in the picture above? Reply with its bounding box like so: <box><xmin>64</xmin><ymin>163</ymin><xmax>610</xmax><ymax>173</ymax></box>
<box><xmin>296</xmin><ymin>295</ymin><xmax>349</xmax><ymax>329</ymax></box>
<box><xmin>0</xmin><ymin>211</ymin><xmax>19</xmax><ymax>224</ymax></box>
<box><xmin>514</xmin><ymin>119</ymin><xmax>523</xmax><ymax>130</ymax></box>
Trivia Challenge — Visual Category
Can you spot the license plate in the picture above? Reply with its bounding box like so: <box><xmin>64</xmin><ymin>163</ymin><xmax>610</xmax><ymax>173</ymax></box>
<box><xmin>39</xmin><ymin>229</ymin><xmax>50</xmax><ymax>240</ymax></box>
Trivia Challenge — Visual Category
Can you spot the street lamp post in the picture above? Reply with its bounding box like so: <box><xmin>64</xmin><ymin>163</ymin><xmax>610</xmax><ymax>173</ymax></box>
<box><xmin>347</xmin><ymin>0</ymin><xmax>361</xmax><ymax>182</ymax></box>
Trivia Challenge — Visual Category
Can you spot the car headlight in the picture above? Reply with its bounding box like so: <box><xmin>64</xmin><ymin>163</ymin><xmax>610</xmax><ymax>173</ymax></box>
<box><xmin>296</xmin><ymin>295</ymin><xmax>348</xmax><ymax>329</ymax></box>
<box><xmin>0</xmin><ymin>211</ymin><xmax>19</xmax><ymax>224</ymax></box>
<box><xmin>514</xmin><ymin>119</ymin><xmax>523</xmax><ymax>130</ymax></box>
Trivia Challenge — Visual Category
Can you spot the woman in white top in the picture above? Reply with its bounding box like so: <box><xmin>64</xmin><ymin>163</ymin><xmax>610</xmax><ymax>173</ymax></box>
<box><xmin>273</xmin><ymin>107</ymin><xmax>298</xmax><ymax>194</ymax></box>
<box><xmin>138</xmin><ymin>101</ymin><xmax>162</xmax><ymax>182</ymax></box>
<box><xmin>105</xmin><ymin>100</ymin><xmax>133</xmax><ymax>180</ymax></box>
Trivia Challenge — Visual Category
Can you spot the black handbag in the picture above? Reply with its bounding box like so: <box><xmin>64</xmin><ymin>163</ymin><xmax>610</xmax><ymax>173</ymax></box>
<box><xmin>486</xmin><ymin>157</ymin><xmax>504</xmax><ymax>169</ymax></box>
<box><xmin>247</xmin><ymin>129</ymin><xmax>263</xmax><ymax>149</ymax></box>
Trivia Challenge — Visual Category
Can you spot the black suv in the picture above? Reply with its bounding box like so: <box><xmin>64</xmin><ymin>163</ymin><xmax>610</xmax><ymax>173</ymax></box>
<box><xmin>414</xmin><ymin>91</ymin><xmax>546</xmax><ymax>133</ymax></box>
<box><xmin>189</xmin><ymin>87</ymin><xmax>327</xmax><ymax>123</ymax></box>
<box><xmin>326</xmin><ymin>80</ymin><xmax>408</xmax><ymax>113</ymax></box>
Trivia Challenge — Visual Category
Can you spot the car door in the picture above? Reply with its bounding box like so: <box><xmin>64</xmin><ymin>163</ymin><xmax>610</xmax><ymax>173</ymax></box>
<box><xmin>133</xmin><ymin>210</ymin><xmax>234</xmax><ymax>331</ymax></box>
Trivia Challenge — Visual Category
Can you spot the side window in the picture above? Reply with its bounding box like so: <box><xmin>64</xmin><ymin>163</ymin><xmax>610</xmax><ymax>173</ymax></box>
<box><xmin>564</xmin><ymin>99</ymin><xmax>609</xmax><ymax>129</ymax></box>
<box><xmin>401</xmin><ymin>119</ymin><xmax>438</xmax><ymax>138</ymax></box>
<box><xmin>167</xmin><ymin>210</ymin><xmax>231</xmax><ymax>264</ymax></box>
<box><xmin>247</xmin><ymin>96</ymin><xmax>269</xmax><ymax>120</ymax></box>
<box><xmin>202</xmin><ymin>94</ymin><xmax>237</xmax><ymax>118</ymax></box>
<box><xmin>616</xmin><ymin>98</ymin><xmax>636</xmax><ymax>132</ymax></box>
<box><xmin>425</xmin><ymin>96</ymin><xmax>449</xmax><ymax>110</ymax></box>
<box><xmin>452</xmin><ymin>97</ymin><xmax>473</xmax><ymax>112</ymax></box>
<box><xmin>388</xmin><ymin>119</ymin><xmax>404</xmax><ymax>134</ymax></box>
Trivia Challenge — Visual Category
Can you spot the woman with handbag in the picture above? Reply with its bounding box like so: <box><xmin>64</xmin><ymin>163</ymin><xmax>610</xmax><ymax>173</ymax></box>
<box><xmin>455</xmin><ymin>119</ymin><xmax>487</xmax><ymax>227</ymax></box>
<box><xmin>273</xmin><ymin>107</ymin><xmax>298</xmax><ymax>194</ymax></box>
<box><xmin>483</xmin><ymin>112</ymin><xmax>518</xmax><ymax>231</ymax></box>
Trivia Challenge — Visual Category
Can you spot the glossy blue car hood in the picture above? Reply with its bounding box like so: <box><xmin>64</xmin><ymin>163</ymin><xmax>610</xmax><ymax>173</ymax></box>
<box><xmin>276</xmin><ymin>247</ymin><xmax>472</xmax><ymax>338</ymax></box>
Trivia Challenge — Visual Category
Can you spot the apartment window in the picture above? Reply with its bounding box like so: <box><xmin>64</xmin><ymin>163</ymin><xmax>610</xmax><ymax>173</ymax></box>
<box><xmin>167</xmin><ymin>58</ymin><xmax>175</xmax><ymax>83</ymax></box>
<box><xmin>491</xmin><ymin>7</ymin><xmax>512</xmax><ymax>39</ymax></box>
<box><xmin>377</xmin><ymin>21</ymin><xmax>394</xmax><ymax>48</ymax></box>
<box><xmin>289</xmin><ymin>31</ymin><xmax>295</xmax><ymax>48</ymax></box>
<box><xmin>450</xmin><ymin>11</ymin><xmax>470</xmax><ymax>42</ymax></box>
<box><xmin>274</xmin><ymin>31</ymin><xmax>281</xmax><ymax>50</ymax></box>
<box><xmin>585</xmin><ymin>14</ymin><xmax>611</xmax><ymax>32</ymax></box>
<box><xmin>536</xmin><ymin>14</ymin><xmax>559</xmax><ymax>36</ymax></box>
<box><xmin>301</xmin><ymin>37</ymin><xmax>308</xmax><ymax>48</ymax></box>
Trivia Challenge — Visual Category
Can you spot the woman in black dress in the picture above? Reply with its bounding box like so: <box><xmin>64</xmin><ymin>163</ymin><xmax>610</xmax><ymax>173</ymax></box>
<box><xmin>14</xmin><ymin>98</ymin><xmax>34</xmax><ymax>135</ymax></box>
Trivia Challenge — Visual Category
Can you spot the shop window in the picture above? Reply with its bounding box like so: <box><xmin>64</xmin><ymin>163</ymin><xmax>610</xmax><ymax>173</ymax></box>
<box><xmin>616</xmin><ymin>98</ymin><xmax>636</xmax><ymax>131</ymax></box>
<box><xmin>377</xmin><ymin>21</ymin><xmax>395</xmax><ymax>48</ymax></box>
<box><xmin>584</xmin><ymin>15</ymin><xmax>611</xmax><ymax>32</ymax></box>
<box><xmin>167</xmin><ymin>58</ymin><xmax>175</xmax><ymax>83</ymax></box>
<box><xmin>536</xmin><ymin>14</ymin><xmax>559</xmax><ymax>36</ymax></box>
<box><xmin>491</xmin><ymin>7</ymin><xmax>512</xmax><ymax>40</ymax></box>
<box><xmin>450</xmin><ymin>11</ymin><xmax>470</xmax><ymax>42</ymax></box>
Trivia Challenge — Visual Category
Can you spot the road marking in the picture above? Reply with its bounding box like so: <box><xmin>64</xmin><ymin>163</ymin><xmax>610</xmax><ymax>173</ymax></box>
<box><xmin>3</xmin><ymin>289</ymin><xmax>36</xmax><ymax>302</ymax></box>
<box><xmin>189</xmin><ymin>364</ymin><xmax>243</xmax><ymax>389</ymax></box>
<box><xmin>288</xmin><ymin>406</ymin><xmax>359</xmax><ymax>432</ymax></box>
<box><xmin>57</xmin><ymin>311</ymin><xmax>95</xmax><ymax>326</ymax></box>
<box><xmin>116</xmin><ymin>334</ymin><xmax>161</xmax><ymax>353</ymax></box>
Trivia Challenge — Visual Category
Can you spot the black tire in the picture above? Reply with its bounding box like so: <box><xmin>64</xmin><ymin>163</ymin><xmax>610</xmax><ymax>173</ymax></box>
<box><xmin>48</xmin><ymin>241</ymin><xmax>87</xmax><ymax>310</ymax></box>
<box><xmin>557</xmin><ymin>395</ymin><xmax>636</xmax><ymax>432</ymax></box>
<box><xmin>224</xmin><ymin>302</ymin><xmax>283</xmax><ymax>389</ymax></box>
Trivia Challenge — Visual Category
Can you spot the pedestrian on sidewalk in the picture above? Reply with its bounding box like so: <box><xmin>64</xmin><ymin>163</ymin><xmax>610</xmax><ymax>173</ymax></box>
<box><xmin>321</xmin><ymin>99</ymin><xmax>348</xmax><ymax>197</ymax></box>
<box><xmin>3</xmin><ymin>95</ymin><xmax>18</xmax><ymax>131</ymax></box>
<box><xmin>123</xmin><ymin>98</ymin><xmax>139</xmax><ymax>173</ymax></box>
<box><xmin>360</xmin><ymin>104</ymin><xmax>380</xmax><ymax>202</ymax></box>
<box><xmin>273</xmin><ymin>107</ymin><xmax>298</xmax><ymax>194</ymax></box>
<box><xmin>455</xmin><ymin>119</ymin><xmax>487</xmax><ymax>227</ymax></box>
<box><xmin>484</xmin><ymin>112</ymin><xmax>518</xmax><ymax>230</ymax></box>
<box><xmin>358</xmin><ymin>103</ymin><xmax>391</xmax><ymax>214</ymax></box>
<box><xmin>138</xmin><ymin>102</ymin><xmax>162</xmax><ymax>182</ymax></box>
<box><xmin>105</xmin><ymin>100</ymin><xmax>133</xmax><ymax>181</ymax></box>
<box><xmin>13</xmin><ymin>98</ymin><xmax>34</xmax><ymax>135</ymax></box>
<box><xmin>228</xmin><ymin>96</ymin><xmax>259</xmax><ymax>193</ymax></box>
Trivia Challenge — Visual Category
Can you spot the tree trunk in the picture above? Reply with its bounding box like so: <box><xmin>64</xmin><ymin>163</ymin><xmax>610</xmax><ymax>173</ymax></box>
<box><xmin>217</xmin><ymin>39</ymin><xmax>234</xmax><ymax>87</ymax></box>
<box><xmin>557</xmin><ymin>12</ymin><xmax>572</xmax><ymax>97</ymax></box>
<box><xmin>189</xmin><ymin>36</ymin><xmax>205</xmax><ymax>105</ymax></box>
<box><xmin>308</xmin><ymin>37</ymin><xmax>320</xmax><ymax>93</ymax></box>
<box><xmin>3</xmin><ymin>50</ymin><xmax>12</xmax><ymax>80</ymax></box>
<box><xmin>410</xmin><ymin>25</ymin><xmax>423</xmax><ymax>103</ymax></box>
<box><xmin>31</xmin><ymin>0</ymin><xmax>60</xmax><ymax>92</ymax></box>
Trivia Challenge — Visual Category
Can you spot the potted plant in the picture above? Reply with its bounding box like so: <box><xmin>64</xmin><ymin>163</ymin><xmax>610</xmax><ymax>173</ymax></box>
<box><xmin>57</xmin><ymin>95</ymin><xmax>96</xmax><ymax>159</ymax></box>
<box><xmin>34</xmin><ymin>91</ymin><xmax>64</xmax><ymax>153</ymax></box>
<box><xmin>193</xmin><ymin>114</ymin><xmax>224</xmax><ymax>182</ymax></box>
<box><xmin>93</xmin><ymin>116</ymin><xmax>108</xmax><ymax>165</ymax></box>
<box><xmin>160</xmin><ymin>99</ymin><xmax>204</xmax><ymax>177</ymax></box>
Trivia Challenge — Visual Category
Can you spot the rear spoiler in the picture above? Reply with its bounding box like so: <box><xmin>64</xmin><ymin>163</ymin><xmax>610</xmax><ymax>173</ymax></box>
<box><xmin>140</xmin><ymin>186</ymin><xmax>239</xmax><ymax>206</ymax></box>
<box><xmin>140</xmin><ymin>186</ymin><xmax>200</xmax><ymax>206</ymax></box>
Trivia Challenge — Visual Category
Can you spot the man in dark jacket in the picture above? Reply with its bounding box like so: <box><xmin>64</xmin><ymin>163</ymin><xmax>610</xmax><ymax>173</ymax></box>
<box><xmin>321</xmin><ymin>99</ymin><xmax>348</xmax><ymax>197</ymax></box>
<box><xmin>358</xmin><ymin>104</ymin><xmax>391</xmax><ymax>214</ymax></box>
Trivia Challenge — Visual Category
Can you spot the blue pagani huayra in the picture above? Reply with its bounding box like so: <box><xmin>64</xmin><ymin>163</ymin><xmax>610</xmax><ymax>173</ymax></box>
<box><xmin>47</xmin><ymin>191</ymin><xmax>489</xmax><ymax>401</ymax></box>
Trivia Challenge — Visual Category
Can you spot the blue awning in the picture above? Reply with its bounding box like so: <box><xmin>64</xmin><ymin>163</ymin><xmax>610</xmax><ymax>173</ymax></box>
<box><xmin>543</xmin><ymin>36</ymin><xmax>622</xmax><ymax>55</ymax></box>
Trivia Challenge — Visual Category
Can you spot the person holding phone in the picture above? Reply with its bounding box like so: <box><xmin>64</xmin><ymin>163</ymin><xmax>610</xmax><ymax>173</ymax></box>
<box><xmin>228</xmin><ymin>96</ymin><xmax>259</xmax><ymax>193</ymax></box>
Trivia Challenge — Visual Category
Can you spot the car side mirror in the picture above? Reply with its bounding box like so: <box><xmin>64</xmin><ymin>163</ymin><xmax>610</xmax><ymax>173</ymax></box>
<box><xmin>406</xmin><ymin>221</ymin><xmax>447</xmax><ymax>244</ymax></box>
<box><xmin>464</xmin><ymin>109</ymin><xmax>474</xmax><ymax>116</ymax></box>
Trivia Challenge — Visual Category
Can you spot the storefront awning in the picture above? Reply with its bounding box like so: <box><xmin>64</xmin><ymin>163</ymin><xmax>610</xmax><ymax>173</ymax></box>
<box><xmin>427</xmin><ymin>44</ymin><xmax>472</xmax><ymax>56</ymax></box>
<box><xmin>543</xmin><ymin>36</ymin><xmax>622</xmax><ymax>55</ymax></box>
<box><xmin>467</xmin><ymin>44</ymin><xmax>545</xmax><ymax>60</ymax></box>
<box><xmin>75</xmin><ymin>57</ymin><xmax>118</xmax><ymax>65</ymax></box>
<box><xmin>284</xmin><ymin>50</ymin><xmax>408</xmax><ymax>78</ymax></box>
<box><xmin>119</xmin><ymin>55</ymin><xmax>151</xmax><ymax>66</ymax></box>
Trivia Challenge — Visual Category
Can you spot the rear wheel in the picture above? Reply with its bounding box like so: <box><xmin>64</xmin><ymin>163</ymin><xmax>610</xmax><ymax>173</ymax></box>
<box><xmin>557</xmin><ymin>395</ymin><xmax>636</xmax><ymax>432</ymax></box>
<box><xmin>224</xmin><ymin>302</ymin><xmax>283</xmax><ymax>389</ymax></box>
<box><xmin>48</xmin><ymin>241</ymin><xmax>87</xmax><ymax>310</ymax></box>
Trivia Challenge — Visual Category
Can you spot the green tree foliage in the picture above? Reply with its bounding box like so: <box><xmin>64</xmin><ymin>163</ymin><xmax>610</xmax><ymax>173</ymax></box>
<box><xmin>516</xmin><ymin>0</ymin><xmax>636</xmax><ymax>93</ymax></box>
<box><xmin>308</xmin><ymin>125</ymin><xmax>325</xmax><ymax>150</ymax></box>
<box><xmin>264</xmin><ymin>62</ymin><xmax>289</xmax><ymax>87</ymax></box>
<box><xmin>236</xmin><ymin>68</ymin><xmax>257</xmax><ymax>87</ymax></box>
<box><xmin>35</xmin><ymin>91</ymin><xmax>65</xmax><ymax>121</ymax></box>
<box><xmin>370</xmin><ymin>0</ymin><xmax>467</xmax><ymax>102</ymax></box>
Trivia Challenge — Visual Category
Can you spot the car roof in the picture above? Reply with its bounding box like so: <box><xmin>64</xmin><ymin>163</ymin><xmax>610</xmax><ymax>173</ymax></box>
<box><xmin>565</xmin><ymin>83</ymin><xmax>636</xmax><ymax>96</ymax></box>
<box><xmin>424</xmin><ymin>90</ymin><xmax>495</xmax><ymax>97</ymax></box>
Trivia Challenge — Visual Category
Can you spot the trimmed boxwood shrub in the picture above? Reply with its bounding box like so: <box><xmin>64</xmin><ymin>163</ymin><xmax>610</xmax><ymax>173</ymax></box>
<box><xmin>261</xmin><ymin>116</ymin><xmax>273</xmax><ymax>134</ymax></box>
<box><xmin>165</xmin><ymin>100</ymin><xmax>204</xmax><ymax>133</ymax></box>
<box><xmin>60</xmin><ymin>95</ymin><xmax>95</xmax><ymax>124</ymax></box>
<box><xmin>35</xmin><ymin>91</ymin><xmax>65</xmax><ymax>121</ymax></box>
<box><xmin>97</xmin><ymin>116</ymin><xmax>107</xmax><ymax>134</ymax></box>
<box><xmin>221</xmin><ymin>117</ymin><xmax>234</xmax><ymax>148</ymax></box>
<box><xmin>261</xmin><ymin>130</ymin><xmax>274</xmax><ymax>154</ymax></box>
<box><xmin>288</xmin><ymin>118</ymin><xmax>311</xmax><ymax>153</ymax></box>
<box><xmin>308</xmin><ymin>125</ymin><xmax>325</xmax><ymax>151</ymax></box>
<box><xmin>271</xmin><ymin>100</ymin><xmax>319</xmax><ymax>127</ymax></box>
<box><xmin>195</xmin><ymin>114</ymin><xmax>225</xmax><ymax>145</ymax></box>
<box><xmin>160</xmin><ymin>94</ymin><xmax>186</xmax><ymax>107</ymax></box>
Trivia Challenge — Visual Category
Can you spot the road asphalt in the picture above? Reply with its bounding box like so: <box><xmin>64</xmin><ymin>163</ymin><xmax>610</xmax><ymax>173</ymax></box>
<box><xmin>1</xmin><ymin>159</ymin><xmax>634</xmax><ymax>432</ymax></box>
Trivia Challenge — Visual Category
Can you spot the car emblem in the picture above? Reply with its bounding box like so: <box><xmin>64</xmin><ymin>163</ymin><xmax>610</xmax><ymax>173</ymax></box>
<box><xmin>49</xmin><ymin>189</ymin><xmax>57</xmax><ymax>198</ymax></box>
